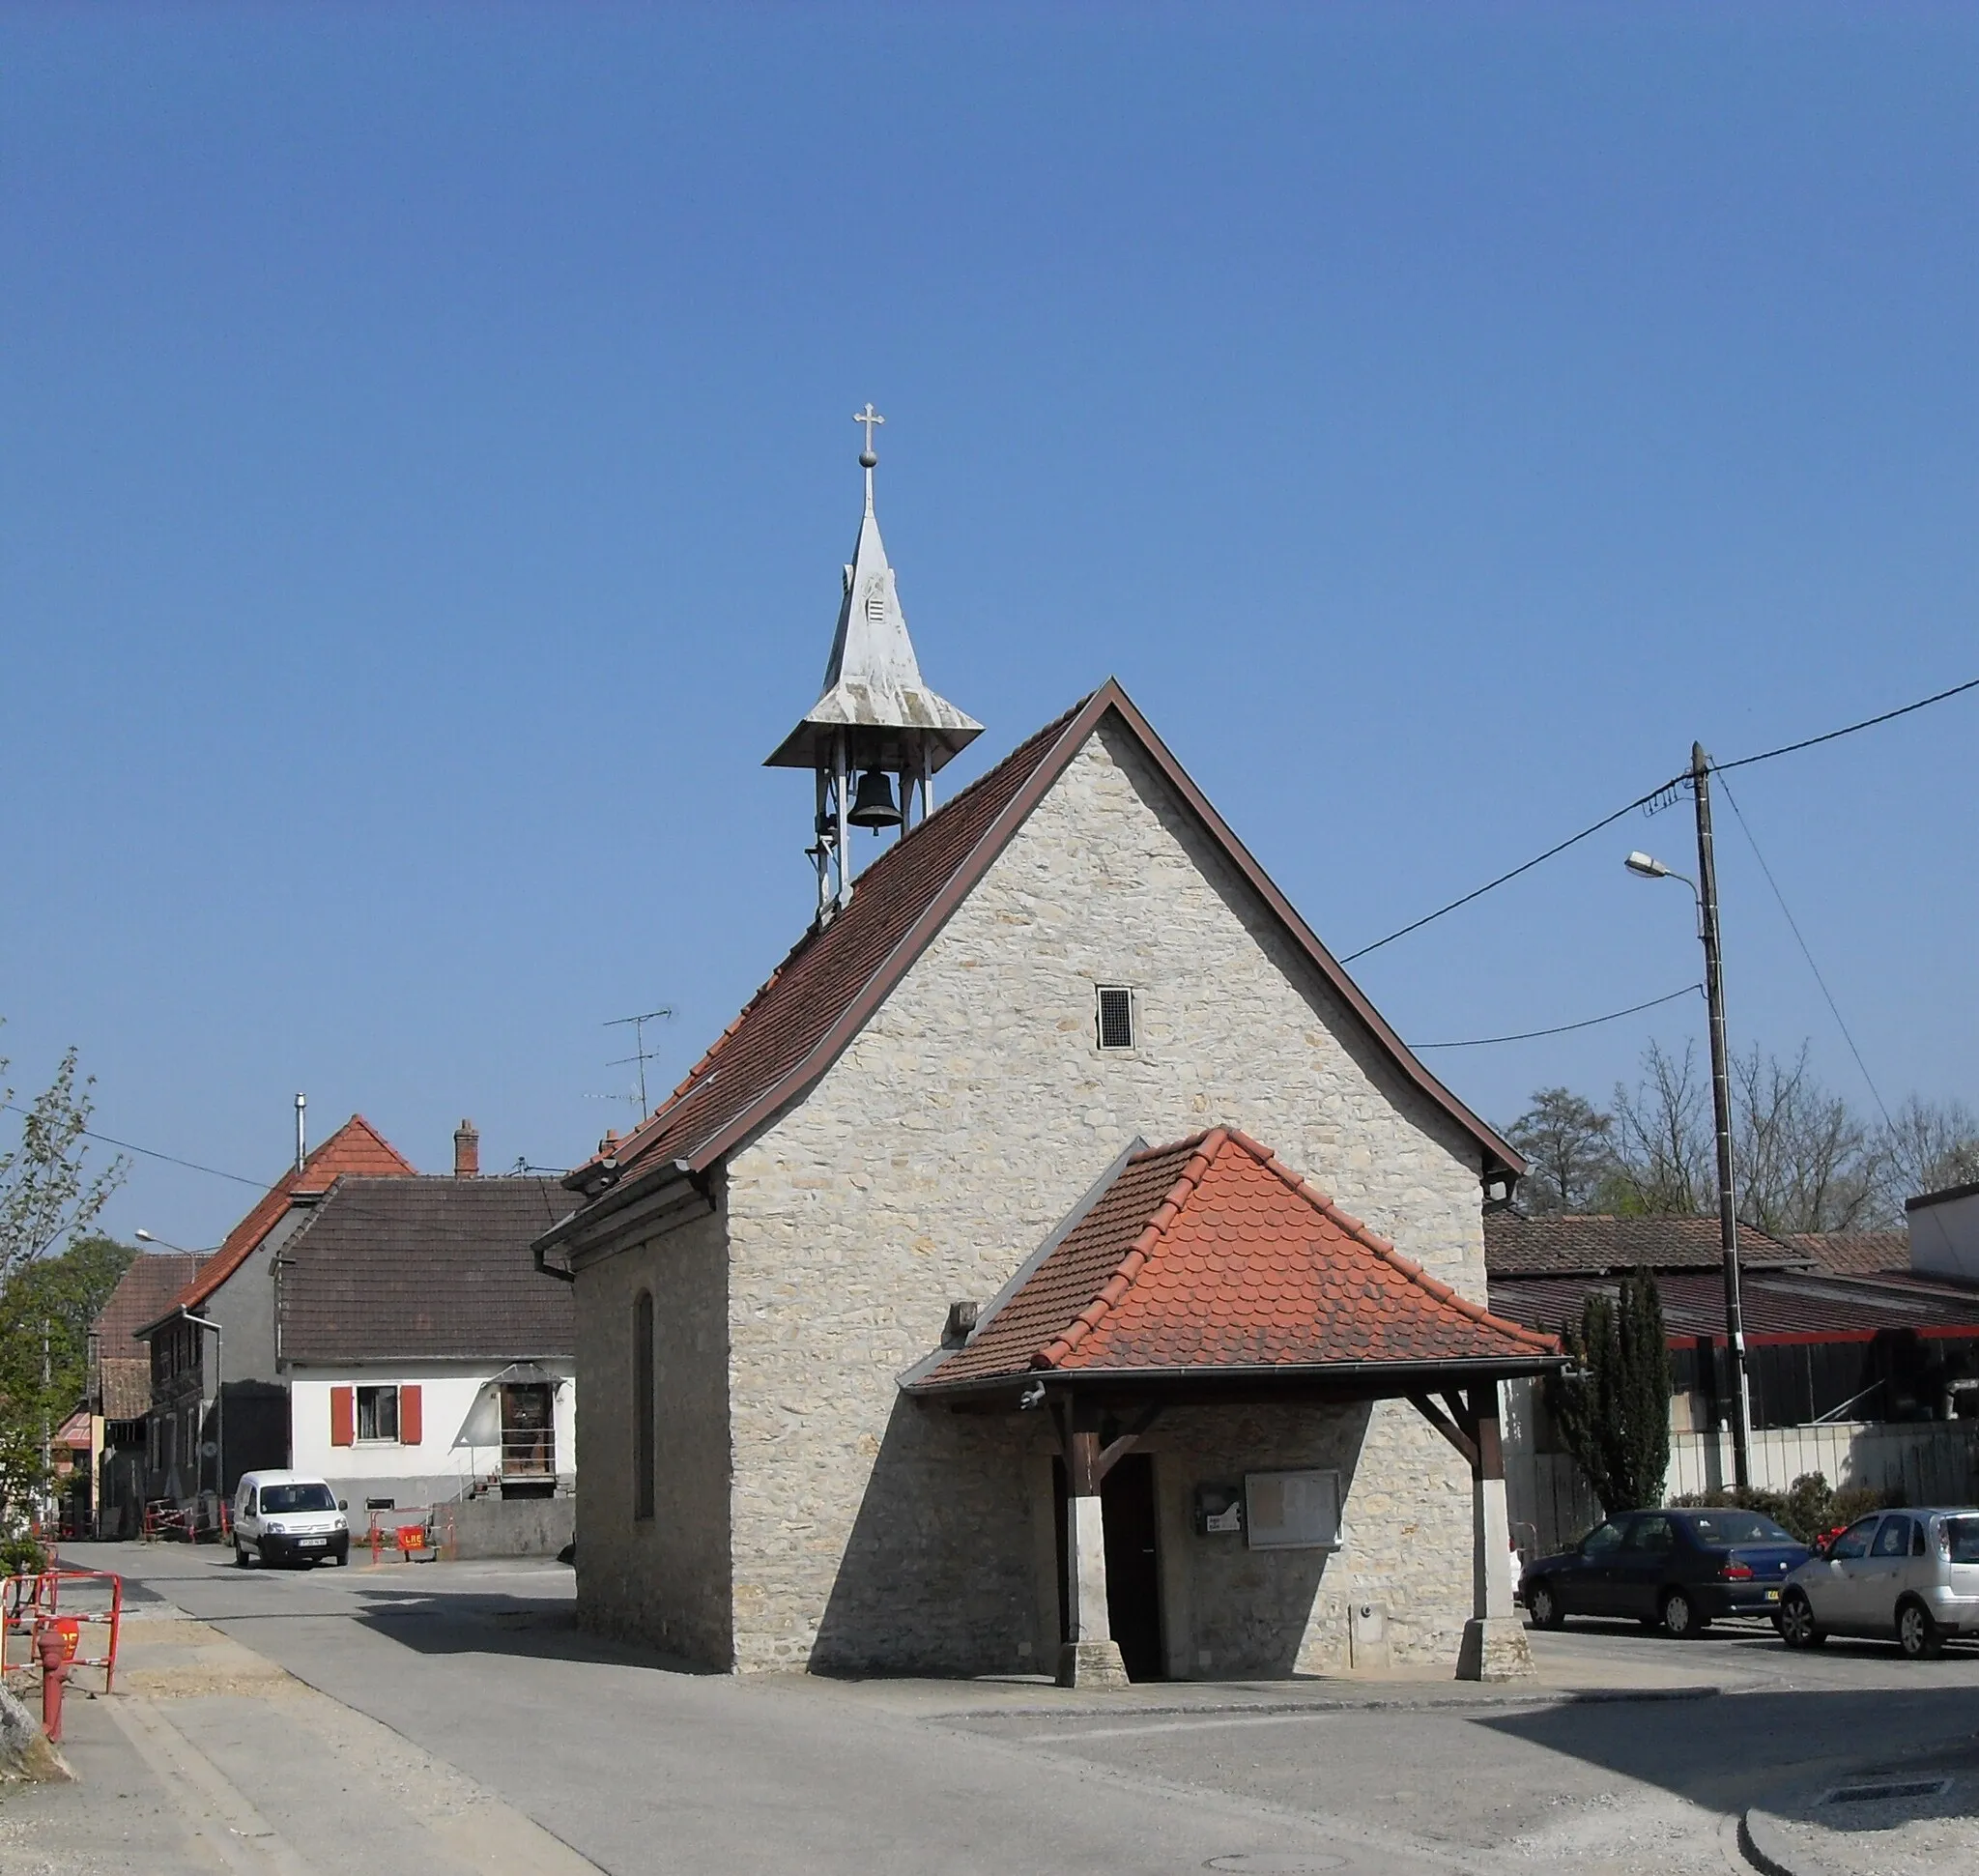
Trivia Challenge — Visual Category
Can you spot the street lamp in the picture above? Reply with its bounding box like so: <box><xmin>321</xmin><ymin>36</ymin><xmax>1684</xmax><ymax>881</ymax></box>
<box><xmin>135</xmin><ymin>1232</ymin><xmax>226</xmax><ymax>1514</ymax></box>
<box><xmin>1625</xmin><ymin>740</ymin><xmax>1754</xmax><ymax>1490</ymax></box>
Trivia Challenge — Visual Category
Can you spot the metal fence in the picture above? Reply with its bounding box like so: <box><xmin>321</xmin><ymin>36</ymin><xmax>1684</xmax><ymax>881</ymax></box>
<box><xmin>1506</xmin><ymin>1420</ymin><xmax>1979</xmax><ymax>1562</ymax></box>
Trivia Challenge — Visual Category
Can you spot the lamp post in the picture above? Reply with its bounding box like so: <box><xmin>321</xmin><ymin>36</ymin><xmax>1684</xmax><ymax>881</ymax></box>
<box><xmin>136</xmin><ymin>1232</ymin><xmax>226</xmax><ymax>1512</ymax></box>
<box><xmin>1625</xmin><ymin>740</ymin><xmax>1753</xmax><ymax>1490</ymax></box>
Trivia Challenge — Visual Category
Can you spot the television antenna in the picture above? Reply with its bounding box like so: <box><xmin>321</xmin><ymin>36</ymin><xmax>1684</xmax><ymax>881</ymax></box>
<box><xmin>605</xmin><ymin>1006</ymin><xmax>674</xmax><ymax>1116</ymax></box>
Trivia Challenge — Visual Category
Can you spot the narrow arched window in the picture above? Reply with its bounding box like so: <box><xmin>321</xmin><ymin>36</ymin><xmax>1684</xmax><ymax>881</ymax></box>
<box><xmin>632</xmin><ymin>1289</ymin><xmax>655</xmax><ymax>1521</ymax></box>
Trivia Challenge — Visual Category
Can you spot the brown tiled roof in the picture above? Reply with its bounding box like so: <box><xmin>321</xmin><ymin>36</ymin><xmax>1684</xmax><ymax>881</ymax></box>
<box><xmin>279</xmin><ymin>1176</ymin><xmax>579</xmax><ymax>1362</ymax></box>
<box><xmin>1483</xmin><ymin>1212</ymin><xmax>1809</xmax><ymax>1278</ymax></box>
<box><xmin>94</xmin><ymin>1252</ymin><xmax>204</xmax><ymax>1351</ymax></box>
<box><xmin>555</xmin><ymin>682</ymin><xmax>1518</xmax><ymax>1238</ymax></box>
<box><xmin>166</xmin><ymin>1114</ymin><xmax>415</xmax><ymax>1319</ymax></box>
<box><xmin>1489</xmin><ymin>1268</ymin><xmax>1979</xmax><ymax>1343</ymax></box>
<box><xmin>911</xmin><ymin>1130</ymin><xmax>1556</xmax><ymax>1391</ymax></box>
<box><xmin>98</xmin><ymin>1359</ymin><xmax>153</xmax><ymax>1423</ymax></box>
<box><xmin>1784</xmin><ymin>1231</ymin><xmax>1910</xmax><ymax>1278</ymax></box>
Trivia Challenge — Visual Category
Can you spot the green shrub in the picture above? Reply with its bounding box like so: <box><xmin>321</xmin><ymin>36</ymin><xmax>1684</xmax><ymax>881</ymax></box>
<box><xmin>0</xmin><ymin>1533</ymin><xmax>48</xmax><ymax>1576</ymax></box>
<box><xmin>1670</xmin><ymin>1470</ymin><xmax>1896</xmax><ymax>1544</ymax></box>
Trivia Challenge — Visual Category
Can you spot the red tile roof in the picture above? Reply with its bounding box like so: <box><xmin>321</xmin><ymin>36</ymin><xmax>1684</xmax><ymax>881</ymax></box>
<box><xmin>1483</xmin><ymin>1211</ymin><xmax>1809</xmax><ymax>1278</ymax></box>
<box><xmin>1783</xmin><ymin>1231</ymin><xmax>1910</xmax><ymax>1278</ymax></box>
<box><xmin>91</xmin><ymin>1251</ymin><xmax>204</xmax><ymax>1418</ymax></box>
<box><xmin>1489</xmin><ymin>1268</ymin><xmax>1979</xmax><ymax>1343</ymax></box>
<box><xmin>554</xmin><ymin>682</ymin><xmax>1518</xmax><ymax>1238</ymax></box>
<box><xmin>911</xmin><ymin>1129</ymin><xmax>1556</xmax><ymax>1391</ymax></box>
<box><xmin>162</xmin><ymin>1115</ymin><xmax>415</xmax><ymax>1320</ymax></box>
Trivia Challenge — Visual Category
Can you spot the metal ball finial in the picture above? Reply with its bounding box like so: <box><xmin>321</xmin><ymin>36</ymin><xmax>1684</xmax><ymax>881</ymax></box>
<box><xmin>858</xmin><ymin>448</ymin><xmax>877</xmax><ymax>469</ymax></box>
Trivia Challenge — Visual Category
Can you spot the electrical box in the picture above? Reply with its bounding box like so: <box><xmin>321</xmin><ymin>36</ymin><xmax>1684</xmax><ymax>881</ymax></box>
<box><xmin>1193</xmin><ymin>1483</ymin><xmax>1244</xmax><ymax>1536</ymax></box>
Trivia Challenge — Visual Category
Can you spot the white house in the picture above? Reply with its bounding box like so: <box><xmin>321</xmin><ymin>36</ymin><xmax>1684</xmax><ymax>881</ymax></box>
<box><xmin>277</xmin><ymin>1165</ymin><xmax>578</xmax><ymax>1531</ymax></box>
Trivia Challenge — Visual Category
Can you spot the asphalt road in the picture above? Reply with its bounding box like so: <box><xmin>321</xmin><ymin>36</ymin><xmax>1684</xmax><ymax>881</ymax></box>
<box><xmin>49</xmin><ymin>1541</ymin><xmax>1979</xmax><ymax>1876</ymax></box>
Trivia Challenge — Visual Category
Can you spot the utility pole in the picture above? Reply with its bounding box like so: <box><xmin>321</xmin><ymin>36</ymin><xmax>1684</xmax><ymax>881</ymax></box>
<box><xmin>1692</xmin><ymin>742</ymin><xmax>1753</xmax><ymax>1490</ymax></box>
<box><xmin>42</xmin><ymin>1319</ymin><xmax>52</xmax><ymax>1527</ymax></box>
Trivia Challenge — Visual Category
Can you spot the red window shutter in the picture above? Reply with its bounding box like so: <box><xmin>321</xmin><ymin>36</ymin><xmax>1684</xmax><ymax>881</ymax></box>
<box><xmin>399</xmin><ymin>1385</ymin><xmax>422</xmax><ymax>1446</ymax></box>
<box><xmin>330</xmin><ymin>1386</ymin><xmax>356</xmax><ymax>1448</ymax></box>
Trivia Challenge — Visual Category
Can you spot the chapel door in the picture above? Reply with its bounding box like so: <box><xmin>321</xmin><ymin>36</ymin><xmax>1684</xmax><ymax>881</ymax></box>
<box><xmin>1102</xmin><ymin>1454</ymin><xmax>1165</xmax><ymax>1682</ymax></box>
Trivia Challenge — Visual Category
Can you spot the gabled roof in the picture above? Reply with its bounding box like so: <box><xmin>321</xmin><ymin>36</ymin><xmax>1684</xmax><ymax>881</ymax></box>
<box><xmin>152</xmin><ymin>1115</ymin><xmax>416</xmax><ymax>1328</ymax></box>
<box><xmin>1483</xmin><ymin>1211</ymin><xmax>1809</xmax><ymax>1279</ymax></box>
<box><xmin>552</xmin><ymin>682</ymin><xmax>1520</xmax><ymax>1242</ymax></box>
<box><xmin>91</xmin><ymin>1251</ymin><xmax>203</xmax><ymax>1418</ymax></box>
<box><xmin>279</xmin><ymin>1176</ymin><xmax>578</xmax><ymax>1362</ymax></box>
<box><xmin>909</xmin><ymin>1129</ymin><xmax>1556</xmax><ymax>1393</ymax></box>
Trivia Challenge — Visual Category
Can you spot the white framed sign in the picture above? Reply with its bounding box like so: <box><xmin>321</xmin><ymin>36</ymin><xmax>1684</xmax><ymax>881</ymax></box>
<box><xmin>1244</xmin><ymin>1468</ymin><xmax>1343</xmax><ymax>1550</ymax></box>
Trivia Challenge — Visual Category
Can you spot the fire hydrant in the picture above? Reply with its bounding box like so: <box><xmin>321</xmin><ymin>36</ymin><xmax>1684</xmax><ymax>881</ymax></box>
<box><xmin>34</xmin><ymin>1621</ymin><xmax>70</xmax><ymax>1744</ymax></box>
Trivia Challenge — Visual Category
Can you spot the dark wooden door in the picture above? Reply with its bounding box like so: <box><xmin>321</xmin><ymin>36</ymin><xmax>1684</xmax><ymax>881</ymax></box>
<box><xmin>1102</xmin><ymin>1454</ymin><xmax>1164</xmax><ymax>1681</ymax></box>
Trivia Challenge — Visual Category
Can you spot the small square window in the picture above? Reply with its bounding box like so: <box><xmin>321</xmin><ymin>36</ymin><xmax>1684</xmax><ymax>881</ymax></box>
<box><xmin>1096</xmin><ymin>985</ymin><xmax>1134</xmax><ymax>1051</ymax></box>
<box><xmin>357</xmin><ymin>1385</ymin><xmax>400</xmax><ymax>1443</ymax></box>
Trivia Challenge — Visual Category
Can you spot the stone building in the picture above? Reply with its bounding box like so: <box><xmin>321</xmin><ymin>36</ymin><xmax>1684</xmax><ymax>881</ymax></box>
<box><xmin>537</xmin><ymin>424</ymin><xmax>1558</xmax><ymax>1682</ymax></box>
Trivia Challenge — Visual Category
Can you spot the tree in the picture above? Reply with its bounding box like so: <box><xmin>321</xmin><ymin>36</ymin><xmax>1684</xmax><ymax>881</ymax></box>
<box><xmin>0</xmin><ymin>1033</ymin><xmax>127</xmax><ymax>1521</ymax></box>
<box><xmin>1729</xmin><ymin>1043</ymin><xmax>1877</xmax><ymax>1234</ymax></box>
<box><xmin>1</xmin><ymin>1039</ymin><xmax>125</xmax><ymax>1289</ymax></box>
<box><xmin>1550</xmin><ymin>1268</ymin><xmax>1671</xmax><ymax>1515</ymax></box>
<box><xmin>1603</xmin><ymin>1041</ymin><xmax>1715</xmax><ymax>1217</ymax></box>
<box><xmin>1503</xmin><ymin>1087</ymin><xmax>1615</xmax><ymax>1214</ymax></box>
<box><xmin>1877</xmin><ymin>1094</ymin><xmax>1979</xmax><ymax>1213</ymax></box>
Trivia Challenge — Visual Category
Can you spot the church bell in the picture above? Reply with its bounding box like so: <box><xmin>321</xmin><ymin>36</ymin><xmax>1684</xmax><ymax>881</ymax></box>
<box><xmin>847</xmin><ymin>768</ymin><xmax>903</xmax><ymax>829</ymax></box>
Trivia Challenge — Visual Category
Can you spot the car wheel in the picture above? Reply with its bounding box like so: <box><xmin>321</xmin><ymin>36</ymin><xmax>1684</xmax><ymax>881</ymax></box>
<box><xmin>234</xmin><ymin>1540</ymin><xmax>252</xmax><ymax>1569</ymax></box>
<box><xmin>1777</xmin><ymin>1590</ymin><xmax>1824</xmax><ymax>1648</ymax></box>
<box><xmin>1527</xmin><ymin>1580</ymin><xmax>1564</xmax><ymax>1631</ymax></box>
<box><xmin>1898</xmin><ymin>1600</ymin><xmax>1943</xmax><ymax>1660</ymax></box>
<box><xmin>1660</xmin><ymin>1588</ymin><xmax>1705</xmax><ymax>1638</ymax></box>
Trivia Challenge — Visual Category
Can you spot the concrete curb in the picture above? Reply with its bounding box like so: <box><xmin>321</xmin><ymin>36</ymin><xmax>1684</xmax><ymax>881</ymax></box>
<box><xmin>1738</xmin><ymin>1807</ymin><xmax>1831</xmax><ymax>1876</ymax></box>
<box><xmin>923</xmin><ymin>1682</ymin><xmax>1724</xmax><ymax>1722</ymax></box>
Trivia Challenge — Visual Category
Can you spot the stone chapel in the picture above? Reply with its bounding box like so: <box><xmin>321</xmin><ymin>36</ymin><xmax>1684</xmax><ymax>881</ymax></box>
<box><xmin>535</xmin><ymin>415</ymin><xmax>1559</xmax><ymax>1684</ymax></box>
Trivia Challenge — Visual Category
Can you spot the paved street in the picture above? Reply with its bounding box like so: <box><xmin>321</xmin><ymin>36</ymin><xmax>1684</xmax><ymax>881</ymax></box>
<box><xmin>9</xmin><ymin>1541</ymin><xmax>1979</xmax><ymax>1875</ymax></box>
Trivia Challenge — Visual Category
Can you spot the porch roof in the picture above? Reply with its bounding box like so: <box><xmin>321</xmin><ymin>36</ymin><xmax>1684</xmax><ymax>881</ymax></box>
<box><xmin>904</xmin><ymin>1129</ymin><xmax>1561</xmax><ymax>1406</ymax></box>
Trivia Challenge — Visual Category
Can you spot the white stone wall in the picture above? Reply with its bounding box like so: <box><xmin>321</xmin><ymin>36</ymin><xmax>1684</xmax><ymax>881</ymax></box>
<box><xmin>724</xmin><ymin>720</ymin><xmax>1488</xmax><ymax>1673</ymax></box>
<box><xmin>571</xmin><ymin>1195</ymin><xmax>734</xmax><ymax>1664</ymax></box>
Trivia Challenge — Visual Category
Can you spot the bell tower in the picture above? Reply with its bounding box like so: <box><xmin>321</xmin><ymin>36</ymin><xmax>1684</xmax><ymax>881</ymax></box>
<box><xmin>765</xmin><ymin>406</ymin><xmax>983</xmax><ymax>919</ymax></box>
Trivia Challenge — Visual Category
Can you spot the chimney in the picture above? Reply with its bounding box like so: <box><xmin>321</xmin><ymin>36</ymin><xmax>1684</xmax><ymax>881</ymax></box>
<box><xmin>453</xmin><ymin>1119</ymin><xmax>480</xmax><ymax>1178</ymax></box>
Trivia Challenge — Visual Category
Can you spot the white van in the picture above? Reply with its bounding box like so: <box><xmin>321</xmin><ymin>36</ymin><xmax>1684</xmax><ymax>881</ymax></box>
<box><xmin>232</xmin><ymin>1470</ymin><xmax>351</xmax><ymax>1568</ymax></box>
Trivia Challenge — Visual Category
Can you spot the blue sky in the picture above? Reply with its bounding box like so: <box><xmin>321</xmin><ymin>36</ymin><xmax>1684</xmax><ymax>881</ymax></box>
<box><xmin>4</xmin><ymin>3</ymin><xmax>1974</xmax><ymax>1250</ymax></box>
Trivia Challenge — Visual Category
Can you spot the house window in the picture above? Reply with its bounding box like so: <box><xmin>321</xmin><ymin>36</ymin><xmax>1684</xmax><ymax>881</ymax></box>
<box><xmin>357</xmin><ymin>1385</ymin><xmax>400</xmax><ymax>1443</ymax></box>
<box><xmin>1096</xmin><ymin>985</ymin><xmax>1135</xmax><ymax>1052</ymax></box>
<box><xmin>633</xmin><ymin>1290</ymin><xmax>655</xmax><ymax>1521</ymax></box>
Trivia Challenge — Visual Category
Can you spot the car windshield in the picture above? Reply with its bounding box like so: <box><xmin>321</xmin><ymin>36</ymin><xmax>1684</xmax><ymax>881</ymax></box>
<box><xmin>1945</xmin><ymin>1516</ymin><xmax>1979</xmax><ymax>1565</ymax></box>
<box><xmin>259</xmin><ymin>1483</ymin><xmax>335</xmax><ymax>1514</ymax></box>
<box><xmin>1688</xmin><ymin>1512</ymin><xmax>1792</xmax><ymax>1545</ymax></box>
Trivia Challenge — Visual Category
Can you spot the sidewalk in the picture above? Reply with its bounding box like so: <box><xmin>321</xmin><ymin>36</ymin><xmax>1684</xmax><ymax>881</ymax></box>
<box><xmin>0</xmin><ymin>1601</ymin><xmax>599</xmax><ymax>1876</ymax></box>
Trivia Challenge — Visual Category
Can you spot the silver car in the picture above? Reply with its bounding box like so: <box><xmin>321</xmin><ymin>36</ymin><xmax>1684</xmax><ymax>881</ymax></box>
<box><xmin>1778</xmin><ymin>1507</ymin><xmax>1979</xmax><ymax>1659</ymax></box>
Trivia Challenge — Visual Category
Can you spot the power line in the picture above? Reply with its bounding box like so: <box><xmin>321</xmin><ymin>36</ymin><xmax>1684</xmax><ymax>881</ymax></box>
<box><xmin>1714</xmin><ymin>773</ymin><xmax>1893</xmax><ymax>1129</ymax></box>
<box><xmin>1713</xmin><ymin>675</ymin><xmax>1979</xmax><ymax>774</ymax></box>
<box><xmin>1411</xmin><ymin>984</ymin><xmax>1701</xmax><ymax>1052</ymax></box>
<box><xmin>0</xmin><ymin>1101</ymin><xmax>266</xmax><ymax>1189</ymax></box>
<box><xmin>1340</xmin><ymin>779</ymin><xmax>1684</xmax><ymax>964</ymax></box>
<box><xmin>1341</xmin><ymin>672</ymin><xmax>1979</xmax><ymax>967</ymax></box>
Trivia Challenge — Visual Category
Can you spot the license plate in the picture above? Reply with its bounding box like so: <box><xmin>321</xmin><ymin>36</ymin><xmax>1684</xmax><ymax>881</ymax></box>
<box><xmin>299</xmin><ymin>1537</ymin><xmax>327</xmax><ymax>1547</ymax></box>
<box><xmin>1764</xmin><ymin>1588</ymin><xmax>1779</xmax><ymax>1601</ymax></box>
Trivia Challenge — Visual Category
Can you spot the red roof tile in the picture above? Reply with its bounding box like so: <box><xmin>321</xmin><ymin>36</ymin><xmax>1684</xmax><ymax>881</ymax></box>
<box><xmin>163</xmin><ymin>1115</ymin><xmax>415</xmax><ymax>1319</ymax></box>
<box><xmin>556</xmin><ymin>682</ymin><xmax>1518</xmax><ymax>1233</ymax></box>
<box><xmin>912</xmin><ymin>1129</ymin><xmax>1556</xmax><ymax>1390</ymax></box>
<box><xmin>1783</xmin><ymin>1231</ymin><xmax>1910</xmax><ymax>1278</ymax></box>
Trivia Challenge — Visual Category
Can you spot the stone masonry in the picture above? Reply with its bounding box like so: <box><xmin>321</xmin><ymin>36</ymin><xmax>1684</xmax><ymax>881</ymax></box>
<box><xmin>705</xmin><ymin>719</ymin><xmax>1489</xmax><ymax>1673</ymax></box>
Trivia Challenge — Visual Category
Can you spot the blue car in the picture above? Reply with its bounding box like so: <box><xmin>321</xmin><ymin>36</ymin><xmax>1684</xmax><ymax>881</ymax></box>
<box><xmin>1519</xmin><ymin>1508</ymin><xmax>1811</xmax><ymax>1638</ymax></box>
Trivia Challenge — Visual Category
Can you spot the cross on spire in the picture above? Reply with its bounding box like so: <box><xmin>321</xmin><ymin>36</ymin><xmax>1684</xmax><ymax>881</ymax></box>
<box><xmin>853</xmin><ymin>402</ymin><xmax>884</xmax><ymax>466</ymax></box>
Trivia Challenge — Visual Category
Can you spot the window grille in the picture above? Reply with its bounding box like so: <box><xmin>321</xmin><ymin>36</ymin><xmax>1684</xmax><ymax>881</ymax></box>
<box><xmin>1096</xmin><ymin>985</ymin><xmax>1134</xmax><ymax>1051</ymax></box>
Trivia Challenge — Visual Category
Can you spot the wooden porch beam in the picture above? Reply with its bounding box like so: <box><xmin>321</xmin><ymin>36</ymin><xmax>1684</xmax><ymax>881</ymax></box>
<box><xmin>1094</xmin><ymin>1404</ymin><xmax>1163</xmax><ymax>1485</ymax></box>
<box><xmin>1409</xmin><ymin>1392</ymin><xmax>1477</xmax><ymax>1470</ymax></box>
